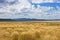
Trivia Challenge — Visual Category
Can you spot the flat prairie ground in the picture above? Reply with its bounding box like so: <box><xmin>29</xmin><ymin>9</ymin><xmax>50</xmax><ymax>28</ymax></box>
<box><xmin>0</xmin><ymin>22</ymin><xmax>60</xmax><ymax>40</ymax></box>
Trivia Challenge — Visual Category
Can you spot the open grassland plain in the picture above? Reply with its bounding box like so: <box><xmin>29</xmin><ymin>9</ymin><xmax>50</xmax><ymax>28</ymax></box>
<box><xmin>0</xmin><ymin>22</ymin><xmax>60</xmax><ymax>40</ymax></box>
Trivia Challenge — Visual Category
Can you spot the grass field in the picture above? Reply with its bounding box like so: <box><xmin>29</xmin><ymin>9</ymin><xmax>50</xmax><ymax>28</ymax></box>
<box><xmin>0</xmin><ymin>22</ymin><xmax>60</xmax><ymax>40</ymax></box>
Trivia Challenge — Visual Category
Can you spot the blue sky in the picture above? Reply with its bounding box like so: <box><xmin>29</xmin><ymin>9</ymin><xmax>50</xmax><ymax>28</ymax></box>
<box><xmin>0</xmin><ymin>0</ymin><xmax>60</xmax><ymax>19</ymax></box>
<box><xmin>0</xmin><ymin>0</ymin><xmax>4</xmax><ymax>2</ymax></box>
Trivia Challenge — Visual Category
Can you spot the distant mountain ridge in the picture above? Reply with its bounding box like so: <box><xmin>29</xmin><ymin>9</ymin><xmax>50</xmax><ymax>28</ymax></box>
<box><xmin>0</xmin><ymin>18</ymin><xmax>60</xmax><ymax>21</ymax></box>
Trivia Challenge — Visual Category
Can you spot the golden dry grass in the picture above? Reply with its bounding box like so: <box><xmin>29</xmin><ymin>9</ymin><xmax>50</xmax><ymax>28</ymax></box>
<box><xmin>0</xmin><ymin>22</ymin><xmax>60</xmax><ymax>40</ymax></box>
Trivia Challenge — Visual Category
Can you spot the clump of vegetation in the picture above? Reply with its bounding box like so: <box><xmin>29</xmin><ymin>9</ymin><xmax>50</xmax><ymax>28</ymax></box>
<box><xmin>19</xmin><ymin>32</ymin><xmax>36</xmax><ymax>40</ymax></box>
<box><xmin>11</xmin><ymin>31</ymin><xmax>19</xmax><ymax>40</ymax></box>
<box><xmin>35</xmin><ymin>31</ymin><xmax>40</xmax><ymax>39</ymax></box>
